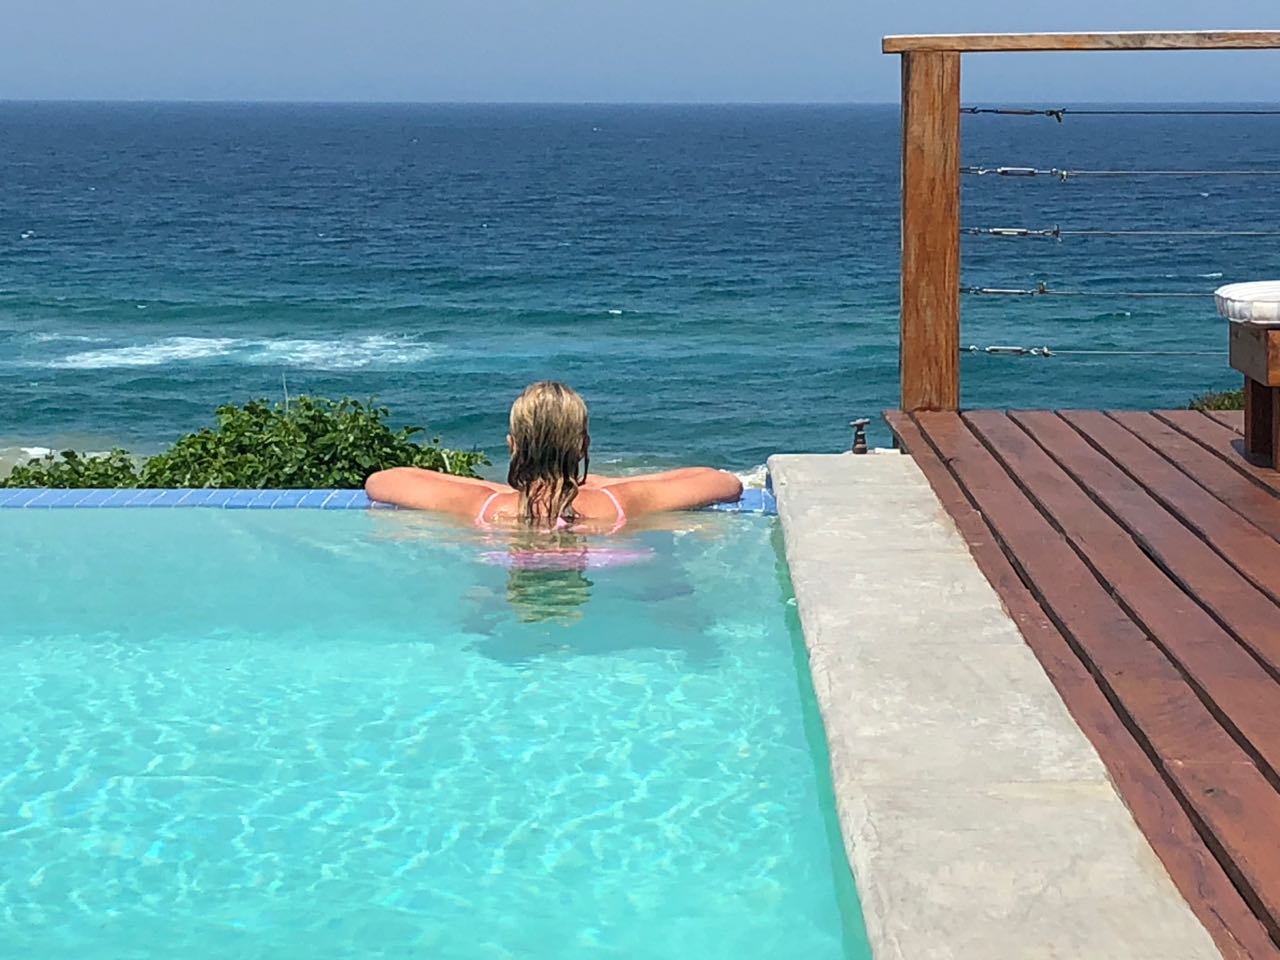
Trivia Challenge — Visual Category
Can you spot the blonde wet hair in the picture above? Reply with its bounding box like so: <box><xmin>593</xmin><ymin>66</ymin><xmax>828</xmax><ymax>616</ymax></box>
<box><xmin>506</xmin><ymin>381</ymin><xmax>590</xmax><ymax>527</ymax></box>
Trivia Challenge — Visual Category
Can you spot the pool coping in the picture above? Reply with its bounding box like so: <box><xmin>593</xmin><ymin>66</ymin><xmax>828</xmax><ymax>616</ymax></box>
<box><xmin>0</xmin><ymin>486</ymin><xmax>776</xmax><ymax>514</ymax></box>
<box><xmin>769</xmin><ymin>451</ymin><xmax>1220</xmax><ymax>960</ymax></box>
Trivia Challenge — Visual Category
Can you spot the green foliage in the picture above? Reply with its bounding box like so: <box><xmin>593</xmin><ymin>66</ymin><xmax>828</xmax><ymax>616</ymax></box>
<box><xmin>2</xmin><ymin>449</ymin><xmax>141</xmax><ymax>488</ymax></box>
<box><xmin>1189</xmin><ymin>387</ymin><xmax>1245</xmax><ymax>411</ymax></box>
<box><xmin>1</xmin><ymin>396</ymin><xmax>487</xmax><ymax>489</ymax></box>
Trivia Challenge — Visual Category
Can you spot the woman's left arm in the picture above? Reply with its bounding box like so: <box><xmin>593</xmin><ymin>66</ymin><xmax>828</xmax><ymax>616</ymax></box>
<box><xmin>585</xmin><ymin>471</ymin><xmax>683</xmax><ymax>488</ymax></box>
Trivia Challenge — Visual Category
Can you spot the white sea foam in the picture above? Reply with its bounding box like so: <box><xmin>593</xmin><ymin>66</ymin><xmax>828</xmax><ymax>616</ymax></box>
<box><xmin>44</xmin><ymin>335</ymin><xmax>437</xmax><ymax>370</ymax></box>
<box><xmin>49</xmin><ymin>337</ymin><xmax>239</xmax><ymax>369</ymax></box>
<box><xmin>0</xmin><ymin>445</ymin><xmax>118</xmax><ymax>477</ymax></box>
<box><xmin>1198</xmin><ymin>272</ymin><xmax>1224</xmax><ymax>279</ymax></box>
<box><xmin>29</xmin><ymin>332</ymin><xmax>112</xmax><ymax>344</ymax></box>
<box><xmin>736</xmin><ymin>464</ymin><xmax>768</xmax><ymax>489</ymax></box>
<box><xmin>0</xmin><ymin>446</ymin><xmax>50</xmax><ymax>476</ymax></box>
<box><xmin>249</xmin><ymin>336</ymin><xmax>436</xmax><ymax>368</ymax></box>
<box><xmin>607</xmin><ymin>309</ymin><xmax>623</xmax><ymax>315</ymax></box>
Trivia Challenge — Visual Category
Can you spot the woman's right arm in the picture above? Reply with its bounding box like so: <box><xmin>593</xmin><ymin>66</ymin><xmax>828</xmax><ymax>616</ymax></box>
<box><xmin>609</xmin><ymin>468</ymin><xmax>743</xmax><ymax>515</ymax></box>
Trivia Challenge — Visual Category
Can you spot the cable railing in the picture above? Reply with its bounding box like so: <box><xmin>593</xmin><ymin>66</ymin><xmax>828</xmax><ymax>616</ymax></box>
<box><xmin>962</xmin><ymin>227</ymin><xmax>1280</xmax><ymax>239</ymax></box>
<box><xmin>883</xmin><ymin>30</ymin><xmax>1280</xmax><ymax>411</ymax></box>
<box><xmin>962</xmin><ymin>165</ymin><xmax>1280</xmax><ymax>179</ymax></box>
<box><xmin>962</xmin><ymin>106</ymin><xmax>1280</xmax><ymax>120</ymax></box>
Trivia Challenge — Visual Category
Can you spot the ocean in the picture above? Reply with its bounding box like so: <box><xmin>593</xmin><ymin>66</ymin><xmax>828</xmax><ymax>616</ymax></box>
<box><xmin>2</xmin><ymin>102</ymin><xmax>1277</xmax><ymax>473</ymax></box>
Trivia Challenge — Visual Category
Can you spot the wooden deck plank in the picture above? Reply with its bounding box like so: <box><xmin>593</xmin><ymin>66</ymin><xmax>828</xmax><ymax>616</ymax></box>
<box><xmin>913</xmin><ymin>413</ymin><xmax>1172</xmax><ymax>680</ymax></box>
<box><xmin>887</xmin><ymin>409</ymin><xmax>1280</xmax><ymax>960</ymax></box>
<box><xmin>1156</xmin><ymin>410</ymin><xmax>1280</xmax><ymax>496</ymax></box>
<box><xmin>1109</xmin><ymin>412</ymin><xmax>1280</xmax><ymax>543</ymax></box>
<box><xmin>1050</xmin><ymin>412</ymin><xmax>1280</xmax><ymax>672</ymax></box>
<box><xmin>913</xmin><ymin>412</ymin><xmax>1280</xmax><ymax>940</ymax></box>
<box><xmin>1066</xmin><ymin>411</ymin><xmax>1280</xmax><ymax>599</ymax></box>
<box><xmin>971</xmin><ymin>411</ymin><xmax>1280</xmax><ymax>774</ymax></box>
<box><xmin>1210</xmin><ymin>410</ymin><xmax>1246</xmax><ymax>435</ymax></box>
<box><xmin>908</xmin><ymin>411</ymin><xmax>1280</xmax><ymax>948</ymax></box>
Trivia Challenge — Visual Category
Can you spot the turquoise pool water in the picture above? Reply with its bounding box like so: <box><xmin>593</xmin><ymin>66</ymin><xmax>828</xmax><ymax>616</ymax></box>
<box><xmin>0</xmin><ymin>510</ymin><xmax>867</xmax><ymax>959</ymax></box>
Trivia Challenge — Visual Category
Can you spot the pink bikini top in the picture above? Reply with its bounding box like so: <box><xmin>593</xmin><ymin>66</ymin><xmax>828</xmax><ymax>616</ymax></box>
<box><xmin>475</xmin><ymin>487</ymin><xmax>627</xmax><ymax>532</ymax></box>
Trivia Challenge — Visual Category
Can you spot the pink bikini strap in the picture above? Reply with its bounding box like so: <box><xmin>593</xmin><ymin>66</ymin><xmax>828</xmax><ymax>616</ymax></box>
<box><xmin>600</xmin><ymin>487</ymin><xmax>626</xmax><ymax>525</ymax></box>
<box><xmin>476</xmin><ymin>491</ymin><xmax>503</xmax><ymax>526</ymax></box>
<box><xmin>479</xmin><ymin>488</ymin><xmax>624</xmax><ymax>529</ymax></box>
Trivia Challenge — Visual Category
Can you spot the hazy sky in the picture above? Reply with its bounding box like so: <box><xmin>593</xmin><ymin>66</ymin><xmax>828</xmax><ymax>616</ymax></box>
<box><xmin>3</xmin><ymin>0</ymin><xmax>1278</xmax><ymax>102</ymax></box>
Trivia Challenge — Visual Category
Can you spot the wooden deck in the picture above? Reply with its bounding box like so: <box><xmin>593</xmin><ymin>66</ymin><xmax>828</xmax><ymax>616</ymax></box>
<box><xmin>885</xmin><ymin>409</ymin><xmax>1280</xmax><ymax>960</ymax></box>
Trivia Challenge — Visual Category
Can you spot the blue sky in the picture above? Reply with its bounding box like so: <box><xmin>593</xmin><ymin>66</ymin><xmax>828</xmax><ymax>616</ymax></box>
<box><xmin>3</xmin><ymin>0</ymin><xmax>1278</xmax><ymax>102</ymax></box>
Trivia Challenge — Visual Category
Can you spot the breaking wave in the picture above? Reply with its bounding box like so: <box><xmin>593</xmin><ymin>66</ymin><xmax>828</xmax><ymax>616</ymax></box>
<box><xmin>40</xmin><ymin>335</ymin><xmax>439</xmax><ymax>370</ymax></box>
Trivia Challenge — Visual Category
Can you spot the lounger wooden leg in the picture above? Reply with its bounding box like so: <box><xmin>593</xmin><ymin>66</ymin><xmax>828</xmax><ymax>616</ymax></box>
<box><xmin>1272</xmin><ymin>387</ymin><xmax>1280</xmax><ymax>470</ymax></box>
<box><xmin>1243</xmin><ymin>376</ymin><xmax>1274</xmax><ymax>461</ymax></box>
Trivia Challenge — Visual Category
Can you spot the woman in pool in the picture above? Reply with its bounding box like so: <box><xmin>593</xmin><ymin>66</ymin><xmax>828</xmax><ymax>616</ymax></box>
<box><xmin>364</xmin><ymin>381</ymin><xmax>743</xmax><ymax>529</ymax></box>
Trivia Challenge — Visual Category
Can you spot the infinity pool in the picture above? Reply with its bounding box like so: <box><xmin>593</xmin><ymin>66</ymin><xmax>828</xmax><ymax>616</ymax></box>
<box><xmin>0</xmin><ymin>509</ymin><xmax>867</xmax><ymax>959</ymax></box>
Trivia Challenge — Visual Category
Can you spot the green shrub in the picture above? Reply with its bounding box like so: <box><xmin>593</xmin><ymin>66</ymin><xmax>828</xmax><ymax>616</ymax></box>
<box><xmin>3</xmin><ymin>449</ymin><xmax>141</xmax><ymax>488</ymax></box>
<box><xmin>0</xmin><ymin>396</ymin><xmax>487</xmax><ymax>489</ymax></box>
<box><xmin>1189</xmin><ymin>388</ymin><xmax>1245</xmax><ymax>411</ymax></box>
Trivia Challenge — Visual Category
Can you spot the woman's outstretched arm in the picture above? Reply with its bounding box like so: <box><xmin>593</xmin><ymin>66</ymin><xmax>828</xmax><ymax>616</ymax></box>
<box><xmin>586</xmin><ymin>467</ymin><xmax>739</xmax><ymax>489</ymax></box>
<box><xmin>608</xmin><ymin>468</ymin><xmax>743</xmax><ymax>515</ymax></box>
<box><xmin>365</xmin><ymin>467</ymin><xmax>507</xmax><ymax>514</ymax></box>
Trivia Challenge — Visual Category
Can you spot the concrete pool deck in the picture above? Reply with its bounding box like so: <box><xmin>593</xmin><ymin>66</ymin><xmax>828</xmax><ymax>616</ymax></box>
<box><xmin>769</xmin><ymin>452</ymin><xmax>1220</xmax><ymax>960</ymax></box>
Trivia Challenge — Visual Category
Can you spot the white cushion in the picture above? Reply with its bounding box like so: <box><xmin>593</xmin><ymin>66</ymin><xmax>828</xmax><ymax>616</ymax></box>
<box><xmin>1216</xmin><ymin>281</ymin><xmax>1280</xmax><ymax>324</ymax></box>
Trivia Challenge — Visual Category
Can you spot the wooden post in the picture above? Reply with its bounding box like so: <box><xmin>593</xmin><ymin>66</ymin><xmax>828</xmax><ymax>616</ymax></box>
<box><xmin>899</xmin><ymin>51</ymin><xmax>961</xmax><ymax>411</ymax></box>
<box><xmin>1230</xmin><ymin>322</ymin><xmax>1280</xmax><ymax>467</ymax></box>
<box><xmin>1243</xmin><ymin>377</ymin><xmax>1273</xmax><ymax>461</ymax></box>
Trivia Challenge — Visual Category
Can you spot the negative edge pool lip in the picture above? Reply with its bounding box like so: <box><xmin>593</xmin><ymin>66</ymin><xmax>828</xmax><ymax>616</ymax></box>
<box><xmin>0</xmin><ymin>486</ymin><xmax>778</xmax><ymax>515</ymax></box>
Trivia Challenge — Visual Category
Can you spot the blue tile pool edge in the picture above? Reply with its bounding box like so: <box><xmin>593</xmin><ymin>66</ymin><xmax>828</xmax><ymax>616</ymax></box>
<box><xmin>0</xmin><ymin>486</ymin><xmax>778</xmax><ymax>515</ymax></box>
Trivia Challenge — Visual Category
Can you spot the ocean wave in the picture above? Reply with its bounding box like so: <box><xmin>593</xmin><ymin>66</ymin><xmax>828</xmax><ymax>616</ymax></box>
<box><xmin>736</xmin><ymin>464</ymin><xmax>768</xmax><ymax>489</ymax></box>
<box><xmin>48</xmin><ymin>337</ymin><xmax>238</xmax><ymax>368</ymax></box>
<box><xmin>246</xmin><ymin>336</ymin><xmax>437</xmax><ymax>368</ymax></box>
<box><xmin>42</xmin><ymin>335</ymin><xmax>438</xmax><ymax>370</ymax></box>
<box><xmin>0</xmin><ymin>445</ymin><xmax>118</xmax><ymax>476</ymax></box>
<box><xmin>2</xmin><ymin>446</ymin><xmax>56</xmax><ymax>475</ymax></box>
<box><xmin>29</xmin><ymin>332</ymin><xmax>114</xmax><ymax>344</ymax></box>
<box><xmin>2</xmin><ymin>445</ymin><xmax>54</xmax><ymax>461</ymax></box>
